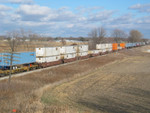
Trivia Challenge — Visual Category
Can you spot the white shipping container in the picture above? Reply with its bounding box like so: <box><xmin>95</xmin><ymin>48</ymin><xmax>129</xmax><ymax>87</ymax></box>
<box><xmin>60</xmin><ymin>47</ymin><xmax>66</xmax><ymax>54</ymax></box>
<box><xmin>36</xmin><ymin>47</ymin><xmax>61</xmax><ymax>57</ymax></box>
<box><xmin>78</xmin><ymin>45</ymin><xmax>88</xmax><ymax>52</ymax></box>
<box><xmin>118</xmin><ymin>47</ymin><xmax>122</xmax><ymax>50</ymax></box>
<box><xmin>108</xmin><ymin>48</ymin><xmax>112</xmax><ymax>52</ymax></box>
<box><xmin>107</xmin><ymin>44</ymin><xmax>112</xmax><ymax>48</ymax></box>
<box><xmin>60</xmin><ymin>46</ymin><xmax>77</xmax><ymax>54</ymax></box>
<box><xmin>64</xmin><ymin>53</ymin><xmax>77</xmax><ymax>59</ymax></box>
<box><xmin>36</xmin><ymin>55</ymin><xmax>61</xmax><ymax>63</ymax></box>
<box><xmin>102</xmin><ymin>49</ymin><xmax>106</xmax><ymax>53</ymax></box>
<box><xmin>96</xmin><ymin>44</ymin><xmax>106</xmax><ymax>50</ymax></box>
<box><xmin>91</xmin><ymin>50</ymin><xmax>100</xmax><ymax>54</ymax></box>
<box><xmin>78</xmin><ymin>51</ymin><xmax>88</xmax><ymax>56</ymax></box>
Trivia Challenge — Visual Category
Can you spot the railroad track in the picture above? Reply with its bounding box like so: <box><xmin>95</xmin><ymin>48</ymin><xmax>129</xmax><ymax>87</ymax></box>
<box><xmin>0</xmin><ymin>53</ymin><xmax>108</xmax><ymax>81</ymax></box>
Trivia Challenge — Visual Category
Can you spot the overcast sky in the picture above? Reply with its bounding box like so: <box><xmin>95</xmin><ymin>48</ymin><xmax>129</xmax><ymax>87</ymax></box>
<box><xmin>0</xmin><ymin>0</ymin><xmax>150</xmax><ymax>38</ymax></box>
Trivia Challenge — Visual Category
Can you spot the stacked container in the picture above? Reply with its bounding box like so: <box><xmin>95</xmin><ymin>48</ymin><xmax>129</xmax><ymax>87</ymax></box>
<box><xmin>61</xmin><ymin>46</ymin><xmax>77</xmax><ymax>63</ymax></box>
<box><xmin>120</xmin><ymin>43</ymin><xmax>125</xmax><ymax>49</ymax></box>
<box><xmin>89</xmin><ymin>50</ymin><xmax>100</xmax><ymax>57</ymax></box>
<box><xmin>36</xmin><ymin>47</ymin><xmax>62</xmax><ymax>67</ymax></box>
<box><xmin>126</xmin><ymin>43</ymin><xmax>132</xmax><ymax>48</ymax></box>
<box><xmin>105</xmin><ymin>44</ymin><xmax>112</xmax><ymax>52</ymax></box>
<box><xmin>96</xmin><ymin>44</ymin><xmax>107</xmax><ymax>54</ymax></box>
<box><xmin>78</xmin><ymin>45</ymin><xmax>89</xmax><ymax>59</ymax></box>
<box><xmin>112</xmin><ymin>43</ymin><xmax>118</xmax><ymax>51</ymax></box>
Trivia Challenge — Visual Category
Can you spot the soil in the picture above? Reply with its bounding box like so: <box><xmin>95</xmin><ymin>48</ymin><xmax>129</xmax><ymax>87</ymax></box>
<box><xmin>42</xmin><ymin>46</ymin><xmax>150</xmax><ymax>113</ymax></box>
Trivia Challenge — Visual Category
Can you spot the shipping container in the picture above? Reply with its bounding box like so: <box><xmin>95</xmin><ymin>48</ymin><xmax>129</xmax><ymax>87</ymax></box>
<box><xmin>64</xmin><ymin>53</ymin><xmax>77</xmax><ymax>59</ymax></box>
<box><xmin>60</xmin><ymin>46</ymin><xmax>77</xmax><ymax>54</ymax></box>
<box><xmin>78</xmin><ymin>51</ymin><xmax>89</xmax><ymax>59</ymax></box>
<box><xmin>0</xmin><ymin>52</ymin><xmax>36</xmax><ymax>67</ymax></box>
<box><xmin>112</xmin><ymin>43</ymin><xmax>118</xmax><ymax>51</ymax></box>
<box><xmin>78</xmin><ymin>45</ymin><xmax>88</xmax><ymax>52</ymax></box>
<box><xmin>36</xmin><ymin>47</ymin><xmax>61</xmax><ymax>57</ymax></box>
<box><xmin>63</xmin><ymin>53</ymin><xmax>77</xmax><ymax>63</ymax></box>
<box><xmin>96</xmin><ymin>44</ymin><xmax>106</xmax><ymax>50</ymax></box>
<box><xmin>126</xmin><ymin>43</ymin><xmax>132</xmax><ymax>48</ymax></box>
<box><xmin>120</xmin><ymin>43</ymin><xmax>125</xmax><ymax>49</ymax></box>
<box><xmin>36</xmin><ymin>55</ymin><xmax>61</xmax><ymax>63</ymax></box>
<box><xmin>90</xmin><ymin>50</ymin><xmax>100</xmax><ymax>57</ymax></box>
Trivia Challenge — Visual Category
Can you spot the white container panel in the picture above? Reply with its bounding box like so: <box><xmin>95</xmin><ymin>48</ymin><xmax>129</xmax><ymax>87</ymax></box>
<box><xmin>118</xmin><ymin>47</ymin><xmax>122</xmax><ymax>50</ymax></box>
<box><xmin>91</xmin><ymin>50</ymin><xmax>100</xmax><ymax>54</ymax></box>
<box><xmin>36</xmin><ymin>55</ymin><xmax>61</xmax><ymax>63</ymax></box>
<box><xmin>64</xmin><ymin>53</ymin><xmax>77</xmax><ymax>59</ymax></box>
<box><xmin>96</xmin><ymin>44</ymin><xmax>106</xmax><ymax>50</ymax></box>
<box><xmin>108</xmin><ymin>48</ymin><xmax>112</xmax><ymax>52</ymax></box>
<box><xmin>60</xmin><ymin>47</ymin><xmax>66</xmax><ymax>54</ymax></box>
<box><xmin>45</xmin><ymin>47</ymin><xmax>61</xmax><ymax>56</ymax></box>
<box><xmin>36</xmin><ymin>57</ymin><xmax>46</xmax><ymax>63</ymax></box>
<box><xmin>102</xmin><ymin>49</ymin><xmax>106</xmax><ymax>53</ymax></box>
<box><xmin>65</xmin><ymin>46</ymin><xmax>77</xmax><ymax>54</ymax></box>
<box><xmin>36</xmin><ymin>48</ymin><xmax>45</xmax><ymax>57</ymax></box>
<box><xmin>78</xmin><ymin>52</ymin><xmax>88</xmax><ymax>56</ymax></box>
<box><xmin>78</xmin><ymin>45</ymin><xmax>88</xmax><ymax>52</ymax></box>
<box><xmin>36</xmin><ymin>47</ymin><xmax>61</xmax><ymax>57</ymax></box>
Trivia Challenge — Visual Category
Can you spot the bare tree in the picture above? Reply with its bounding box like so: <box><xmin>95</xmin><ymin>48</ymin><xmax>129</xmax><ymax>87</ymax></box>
<box><xmin>88</xmin><ymin>27</ymin><xmax>106</xmax><ymax>49</ymax></box>
<box><xmin>88</xmin><ymin>28</ymin><xmax>98</xmax><ymax>49</ymax></box>
<box><xmin>98</xmin><ymin>27</ymin><xmax>106</xmax><ymax>43</ymax></box>
<box><xmin>112</xmin><ymin>29</ymin><xmax>127</xmax><ymax>43</ymax></box>
<box><xmin>61</xmin><ymin>38</ymin><xmax>66</xmax><ymax>46</ymax></box>
<box><xmin>128</xmin><ymin>30</ymin><xmax>142</xmax><ymax>42</ymax></box>
<box><xmin>6</xmin><ymin>30</ymin><xmax>20</xmax><ymax>85</ymax></box>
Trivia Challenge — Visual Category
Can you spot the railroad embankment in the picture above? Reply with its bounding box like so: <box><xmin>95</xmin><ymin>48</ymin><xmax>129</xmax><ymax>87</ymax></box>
<box><xmin>0</xmin><ymin>45</ymin><xmax>150</xmax><ymax>113</ymax></box>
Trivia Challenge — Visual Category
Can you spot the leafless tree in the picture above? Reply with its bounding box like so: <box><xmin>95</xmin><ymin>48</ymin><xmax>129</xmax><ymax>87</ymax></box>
<box><xmin>6</xmin><ymin>30</ymin><xmax>21</xmax><ymax>85</ymax></box>
<box><xmin>112</xmin><ymin>29</ymin><xmax>127</xmax><ymax>43</ymax></box>
<box><xmin>88</xmin><ymin>27</ymin><xmax>106</xmax><ymax>49</ymax></box>
<box><xmin>142</xmin><ymin>38</ymin><xmax>149</xmax><ymax>43</ymax></box>
<box><xmin>98</xmin><ymin>27</ymin><xmax>106</xmax><ymax>43</ymax></box>
<box><xmin>61</xmin><ymin>38</ymin><xmax>66</xmax><ymax>46</ymax></box>
<box><xmin>128</xmin><ymin>30</ymin><xmax>142</xmax><ymax>42</ymax></box>
<box><xmin>88</xmin><ymin>28</ymin><xmax>98</xmax><ymax>49</ymax></box>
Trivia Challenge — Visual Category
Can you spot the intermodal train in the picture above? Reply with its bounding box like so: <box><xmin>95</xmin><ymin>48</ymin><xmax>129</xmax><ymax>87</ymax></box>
<box><xmin>0</xmin><ymin>42</ymin><xmax>147</xmax><ymax>77</ymax></box>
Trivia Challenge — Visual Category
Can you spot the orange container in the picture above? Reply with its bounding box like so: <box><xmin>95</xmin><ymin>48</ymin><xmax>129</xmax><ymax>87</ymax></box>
<box><xmin>112</xmin><ymin>43</ymin><xmax>118</xmax><ymax>51</ymax></box>
<box><xmin>120</xmin><ymin>43</ymin><xmax>125</xmax><ymax>49</ymax></box>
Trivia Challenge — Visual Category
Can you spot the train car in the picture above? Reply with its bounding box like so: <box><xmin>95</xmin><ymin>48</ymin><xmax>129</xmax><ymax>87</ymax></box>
<box><xmin>36</xmin><ymin>47</ymin><xmax>61</xmax><ymax>57</ymax></box>
<box><xmin>96</xmin><ymin>44</ymin><xmax>107</xmax><ymax>54</ymax></box>
<box><xmin>0</xmin><ymin>52</ymin><xmax>37</xmax><ymax>76</ymax></box>
<box><xmin>89</xmin><ymin>50</ymin><xmax>100</xmax><ymax>57</ymax></box>
<box><xmin>63</xmin><ymin>53</ymin><xmax>77</xmax><ymax>63</ymax></box>
<box><xmin>78</xmin><ymin>51</ymin><xmax>89</xmax><ymax>60</ymax></box>
<box><xmin>0</xmin><ymin>52</ymin><xmax>36</xmax><ymax>67</ymax></box>
<box><xmin>120</xmin><ymin>43</ymin><xmax>125</xmax><ymax>49</ymax></box>
<box><xmin>126</xmin><ymin>43</ymin><xmax>132</xmax><ymax>48</ymax></box>
<box><xmin>36</xmin><ymin>55</ymin><xmax>62</xmax><ymax>68</ymax></box>
<box><xmin>60</xmin><ymin>45</ymin><xmax>78</xmax><ymax>63</ymax></box>
<box><xmin>60</xmin><ymin>46</ymin><xmax>77</xmax><ymax>54</ymax></box>
<box><xmin>78</xmin><ymin>45</ymin><xmax>88</xmax><ymax>53</ymax></box>
<box><xmin>112</xmin><ymin>43</ymin><xmax>118</xmax><ymax>51</ymax></box>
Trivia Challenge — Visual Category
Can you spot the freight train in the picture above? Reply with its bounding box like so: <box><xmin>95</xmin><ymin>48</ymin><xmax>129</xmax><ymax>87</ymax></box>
<box><xmin>0</xmin><ymin>42</ymin><xmax>147</xmax><ymax>77</ymax></box>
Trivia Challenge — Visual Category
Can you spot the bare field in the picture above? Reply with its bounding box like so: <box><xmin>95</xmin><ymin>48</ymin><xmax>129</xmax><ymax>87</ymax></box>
<box><xmin>0</xmin><ymin>46</ymin><xmax>150</xmax><ymax>113</ymax></box>
<box><xmin>0</xmin><ymin>41</ymin><xmax>87</xmax><ymax>52</ymax></box>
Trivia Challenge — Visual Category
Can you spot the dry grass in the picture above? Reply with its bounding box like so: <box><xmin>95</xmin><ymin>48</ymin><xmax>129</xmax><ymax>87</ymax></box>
<box><xmin>0</xmin><ymin>46</ymin><xmax>147</xmax><ymax>112</ymax></box>
<box><xmin>0</xmin><ymin>41</ymin><xmax>87</xmax><ymax>52</ymax></box>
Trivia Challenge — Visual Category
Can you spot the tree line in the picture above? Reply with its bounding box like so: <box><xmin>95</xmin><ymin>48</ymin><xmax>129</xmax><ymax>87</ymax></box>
<box><xmin>88</xmin><ymin>27</ymin><xmax>148</xmax><ymax>49</ymax></box>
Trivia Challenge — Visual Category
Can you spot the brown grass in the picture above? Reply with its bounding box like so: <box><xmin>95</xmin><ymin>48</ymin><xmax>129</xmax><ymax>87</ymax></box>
<box><xmin>0</xmin><ymin>41</ymin><xmax>87</xmax><ymax>52</ymax></box>
<box><xmin>0</xmin><ymin>46</ymin><xmax>147</xmax><ymax>112</ymax></box>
